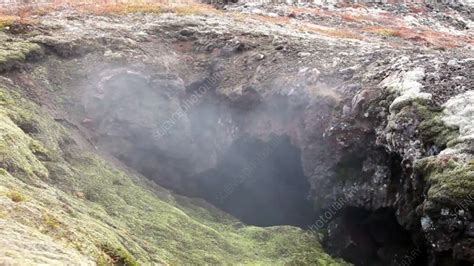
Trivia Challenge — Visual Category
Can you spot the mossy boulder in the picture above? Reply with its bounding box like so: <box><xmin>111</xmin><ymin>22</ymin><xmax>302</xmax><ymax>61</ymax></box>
<box><xmin>416</xmin><ymin>156</ymin><xmax>474</xmax><ymax>208</ymax></box>
<box><xmin>385</xmin><ymin>98</ymin><xmax>459</xmax><ymax>158</ymax></box>
<box><xmin>415</xmin><ymin>101</ymin><xmax>460</xmax><ymax>149</ymax></box>
<box><xmin>0</xmin><ymin>38</ymin><xmax>43</xmax><ymax>72</ymax></box>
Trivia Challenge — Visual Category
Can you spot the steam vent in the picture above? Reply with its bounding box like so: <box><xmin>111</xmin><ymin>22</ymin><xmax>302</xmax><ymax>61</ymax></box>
<box><xmin>0</xmin><ymin>0</ymin><xmax>473</xmax><ymax>265</ymax></box>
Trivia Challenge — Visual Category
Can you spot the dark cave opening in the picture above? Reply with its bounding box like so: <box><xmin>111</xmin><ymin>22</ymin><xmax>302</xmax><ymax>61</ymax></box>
<box><xmin>86</xmin><ymin>71</ymin><xmax>315</xmax><ymax>227</ymax></box>
<box><xmin>435</xmin><ymin>251</ymin><xmax>473</xmax><ymax>266</ymax></box>
<box><xmin>325</xmin><ymin>207</ymin><xmax>428</xmax><ymax>266</ymax></box>
<box><xmin>191</xmin><ymin>135</ymin><xmax>316</xmax><ymax>227</ymax></box>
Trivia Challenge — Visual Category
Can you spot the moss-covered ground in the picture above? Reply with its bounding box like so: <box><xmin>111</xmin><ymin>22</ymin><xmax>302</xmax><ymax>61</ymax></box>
<box><xmin>416</xmin><ymin>156</ymin><xmax>474</xmax><ymax>208</ymax></box>
<box><xmin>0</xmin><ymin>37</ymin><xmax>43</xmax><ymax>72</ymax></box>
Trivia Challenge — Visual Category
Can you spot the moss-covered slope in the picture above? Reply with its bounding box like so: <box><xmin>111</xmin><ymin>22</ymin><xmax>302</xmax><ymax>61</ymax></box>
<box><xmin>0</xmin><ymin>33</ymin><xmax>43</xmax><ymax>72</ymax></box>
<box><xmin>0</xmin><ymin>82</ymin><xmax>344</xmax><ymax>265</ymax></box>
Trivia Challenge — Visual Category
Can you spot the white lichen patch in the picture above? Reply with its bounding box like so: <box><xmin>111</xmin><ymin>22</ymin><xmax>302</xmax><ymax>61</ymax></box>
<box><xmin>421</xmin><ymin>216</ymin><xmax>434</xmax><ymax>232</ymax></box>
<box><xmin>380</xmin><ymin>67</ymin><xmax>432</xmax><ymax>112</ymax></box>
<box><xmin>442</xmin><ymin>90</ymin><xmax>474</xmax><ymax>142</ymax></box>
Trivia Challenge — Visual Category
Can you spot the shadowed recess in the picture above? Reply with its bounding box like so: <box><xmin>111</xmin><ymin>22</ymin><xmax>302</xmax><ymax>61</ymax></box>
<box><xmin>192</xmin><ymin>135</ymin><xmax>316</xmax><ymax>227</ymax></box>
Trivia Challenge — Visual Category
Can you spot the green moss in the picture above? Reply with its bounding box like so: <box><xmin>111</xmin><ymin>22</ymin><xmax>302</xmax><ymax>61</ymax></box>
<box><xmin>414</xmin><ymin>102</ymin><xmax>459</xmax><ymax>148</ymax></box>
<box><xmin>0</xmin><ymin>40</ymin><xmax>43</xmax><ymax>71</ymax></box>
<box><xmin>415</xmin><ymin>156</ymin><xmax>474</xmax><ymax>205</ymax></box>
<box><xmin>0</xmin><ymin>109</ymin><xmax>49</xmax><ymax>180</ymax></box>
<box><xmin>98</xmin><ymin>243</ymin><xmax>139</xmax><ymax>266</ymax></box>
<box><xmin>0</xmin><ymin>87</ymin><xmax>67</xmax><ymax>164</ymax></box>
<box><xmin>29</xmin><ymin>140</ymin><xmax>50</xmax><ymax>158</ymax></box>
<box><xmin>6</xmin><ymin>190</ymin><xmax>27</xmax><ymax>202</ymax></box>
<box><xmin>0</xmin><ymin>91</ymin><xmax>14</xmax><ymax>105</ymax></box>
<box><xmin>0</xmin><ymin>168</ymin><xmax>8</xmax><ymax>175</ymax></box>
<box><xmin>392</xmin><ymin>100</ymin><xmax>459</xmax><ymax>149</ymax></box>
<box><xmin>42</xmin><ymin>212</ymin><xmax>62</xmax><ymax>230</ymax></box>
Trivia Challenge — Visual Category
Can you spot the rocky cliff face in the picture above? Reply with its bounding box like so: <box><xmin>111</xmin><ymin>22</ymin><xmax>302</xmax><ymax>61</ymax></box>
<box><xmin>0</xmin><ymin>1</ymin><xmax>473</xmax><ymax>265</ymax></box>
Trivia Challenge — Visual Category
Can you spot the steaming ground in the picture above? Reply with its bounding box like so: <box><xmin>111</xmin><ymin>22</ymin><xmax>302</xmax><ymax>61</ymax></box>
<box><xmin>0</xmin><ymin>1</ymin><xmax>473</xmax><ymax>265</ymax></box>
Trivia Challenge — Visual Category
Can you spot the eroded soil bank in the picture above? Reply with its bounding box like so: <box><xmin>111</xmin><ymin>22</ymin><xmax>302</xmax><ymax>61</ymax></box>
<box><xmin>0</xmin><ymin>1</ymin><xmax>473</xmax><ymax>265</ymax></box>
